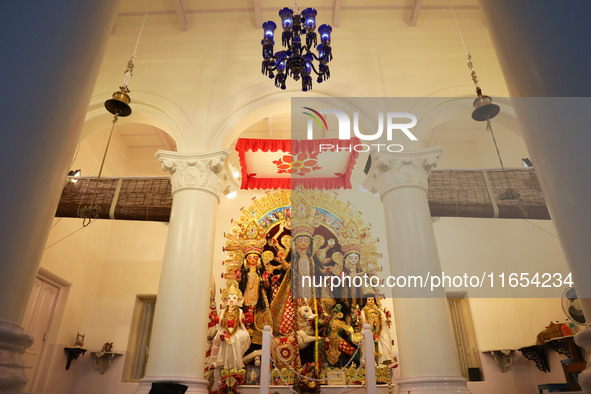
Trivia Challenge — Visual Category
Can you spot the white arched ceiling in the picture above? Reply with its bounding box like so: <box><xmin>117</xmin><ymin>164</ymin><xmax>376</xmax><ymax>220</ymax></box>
<box><xmin>85</xmin><ymin>90</ymin><xmax>191</xmax><ymax>150</ymax></box>
<box><xmin>205</xmin><ymin>78</ymin><xmax>367</xmax><ymax>150</ymax></box>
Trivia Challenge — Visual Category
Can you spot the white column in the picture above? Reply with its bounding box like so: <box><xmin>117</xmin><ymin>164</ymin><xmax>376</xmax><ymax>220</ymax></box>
<box><xmin>137</xmin><ymin>150</ymin><xmax>235</xmax><ymax>394</ymax></box>
<box><xmin>363</xmin><ymin>148</ymin><xmax>469</xmax><ymax>394</ymax></box>
<box><xmin>0</xmin><ymin>2</ymin><xmax>119</xmax><ymax>392</ymax></box>
<box><xmin>477</xmin><ymin>1</ymin><xmax>591</xmax><ymax>391</ymax></box>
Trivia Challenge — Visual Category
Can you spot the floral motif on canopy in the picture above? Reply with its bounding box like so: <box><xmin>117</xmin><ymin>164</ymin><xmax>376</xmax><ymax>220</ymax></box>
<box><xmin>235</xmin><ymin>138</ymin><xmax>360</xmax><ymax>190</ymax></box>
<box><xmin>273</xmin><ymin>151</ymin><xmax>322</xmax><ymax>175</ymax></box>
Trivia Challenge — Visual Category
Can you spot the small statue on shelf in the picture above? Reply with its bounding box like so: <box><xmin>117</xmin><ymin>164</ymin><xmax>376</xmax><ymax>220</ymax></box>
<box><xmin>210</xmin><ymin>281</ymin><xmax>252</xmax><ymax>370</ymax></box>
<box><xmin>101</xmin><ymin>342</ymin><xmax>113</xmax><ymax>353</ymax></box>
<box><xmin>74</xmin><ymin>332</ymin><xmax>85</xmax><ymax>347</ymax></box>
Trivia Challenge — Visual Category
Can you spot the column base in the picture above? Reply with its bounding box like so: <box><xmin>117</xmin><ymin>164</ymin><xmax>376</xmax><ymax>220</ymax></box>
<box><xmin>574</xmin><ymin>326</ymin><xmax>591</xmax><ymax>392</ymax></box>
<box><xmin>0</xmin><ymin>319</ymin><xmax>34</xmax><ymax>393</ymax></box>
<box><xmin>396</xmin><ymin>376</ymin><xmax>470</xmax><ymax>393</ymax></box>
<box><xmin>136</xmin><ymin>376</ymin><xmax>209</xmax><ymax>394</ymax></box>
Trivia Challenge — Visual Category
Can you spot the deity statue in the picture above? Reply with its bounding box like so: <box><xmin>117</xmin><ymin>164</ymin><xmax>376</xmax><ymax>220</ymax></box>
<box><xmin>323</xmin><ymin>302</ymin><xmax>359</xmax><ymax>367</ymax></box>
<box><xmin>238</xmin><ymin>249</ymin><xmax>268</xmax><ymax>313</ymax></box>
<box><xmin>360</xmin><ymin>296</ymin><xmax>394</xmax><ymax>366</ymax></box>
<box><xmin>340</xmin><ymin>237</ymin><xmax>364</xmax><ymax>304</ymax></box>
<box><xmin>220</xmin><ymin>188</ymin><xmax>387</xmax><ymax>375</ymax></box>
<box><xmin>229</xmin><ymin>221</ymin><xmax>273</xmax><ymax>347</ymax></box>
<box><xmin>291</xmin><ymin>230</ymin><xmax>316</xmax><ymax>297</ymax></box>
<box><xmin>210</xmin><ymin>281</ymin><xmax>252</xmax><ymax>370</ymax></box>
<box><xmin>269</xmin><ymin>233</ymin><xmax>309</xmax><ymax>336</ymax></box>
<box><xmin>263</xmin><ymin>234</ymin><xmax>291</xmax><ymax>302</ymax></box>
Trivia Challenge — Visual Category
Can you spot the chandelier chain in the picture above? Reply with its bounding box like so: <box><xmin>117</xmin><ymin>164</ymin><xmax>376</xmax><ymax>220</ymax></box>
<box><xmin>122</xmin><ymin>10</ymin><xmax>148</xmax><ymax>91</ymax></box>
<box><xmin>449</xmin><ymin>0</ymin><xmax>481</xmax><ymax>95</ymax></box>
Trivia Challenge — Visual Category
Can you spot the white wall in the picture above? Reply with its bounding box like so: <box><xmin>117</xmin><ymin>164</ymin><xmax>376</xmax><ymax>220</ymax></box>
<box><xmin>33</xmin><ymin>123</ymin><xmax>129</xmax><ymax>393</ymax></box>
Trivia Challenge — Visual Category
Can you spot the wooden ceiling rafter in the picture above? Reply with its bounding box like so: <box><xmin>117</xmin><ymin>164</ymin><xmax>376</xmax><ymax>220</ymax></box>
<box><xmin>409</xmin><ymin>0</ymin><xmax>423</xmax><ymax>27</ymax></box>
<box><xmin>174</xmin><ymin>0</ymin><xmax>189</xmax><ymax>31</ymax></box>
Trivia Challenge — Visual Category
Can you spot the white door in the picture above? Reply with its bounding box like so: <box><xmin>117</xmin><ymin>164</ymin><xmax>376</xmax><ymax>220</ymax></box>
<box><xmin>21</xmin><ymin>277</ymin><xmax>60</xmax><ymax>392</ymax></box>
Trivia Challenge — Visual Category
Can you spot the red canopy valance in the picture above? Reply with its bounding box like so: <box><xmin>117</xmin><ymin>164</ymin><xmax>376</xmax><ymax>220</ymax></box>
<box><xmin>235</xmin><ymin>138</ymin><xmax>360</xmax><ymax>190</ymax></box>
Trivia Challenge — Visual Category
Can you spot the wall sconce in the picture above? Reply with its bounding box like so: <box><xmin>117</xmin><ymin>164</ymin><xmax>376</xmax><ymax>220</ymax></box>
<box><xmin>522</xmin><ymin>158</ymin><xmax>533</xmax><ymax>168</ymax></box>
<box><xmin>67</xmin><ymin>169</ymin><xmax>81</xmax><ymax>183</ymax></box>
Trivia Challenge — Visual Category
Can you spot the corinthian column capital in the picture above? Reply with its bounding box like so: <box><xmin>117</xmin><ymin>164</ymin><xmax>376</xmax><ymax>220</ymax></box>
<box><xmin>155</xmin><ymin>149</ymin><xmax>237</xmax><ymax>201</ymax></box>
<box><xmin>362</xmin><ymin>147</ymin><xmax>443</xmax><ymax>197</ymax></box>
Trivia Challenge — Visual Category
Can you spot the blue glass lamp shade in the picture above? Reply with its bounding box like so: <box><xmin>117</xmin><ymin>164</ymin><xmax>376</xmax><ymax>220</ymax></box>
<box><xmin>261</xmin><ymin>21</ymin><xmax>276</xmax><ymax>60</ymax></box>
<box><xmin>318</xmin><ymin>24</ymin><xmax>332</xmax><ymax>44</ymax></box>
<box><xmin>275</xmin><ymin>52</ymin><xmax>287</xmax><ymax>73</ymax></box>
<box><xmin>303</xmin><ymin>53</ymin><xmax>313</xmax><ymax>75</ymax></box>
<box><xmin>279</xmin><ymin>8</ymin><xmax>294</xmax><ymax>30</ymax></box>
<box><xmin>301</xmin><ymin>8</ymin><xmax>317</xmax><ymax>31</ymax></box>
<box><xmin>262</xmin><ymin>21</ymin><xmax>277</xmax><ymax>41</ymax></box>
<box><xmin>317</xmin><ymin>44</ymin><xmax>325</xmax><ymax>58</ymax></box>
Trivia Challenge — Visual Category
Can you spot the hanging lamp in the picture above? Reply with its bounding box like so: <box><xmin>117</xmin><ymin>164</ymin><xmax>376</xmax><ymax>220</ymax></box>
<box><xmin>449</xmin><ymin>2</ymin><xmax>499</xmax><ymax>121</ymax></box>
<box><xmin>78</xmin><ymin>12</ymin><xmax>148</xmax><ymax>225</ymax></box>
<box><xmin>450</xmin><ymin>2</ymin><xmax>525</xmax><ymax>213</ymax></box>
<box><xmin>261</xmin><ymin>2</ymin><xmax>333</xmax><ymax>91</ymax></box>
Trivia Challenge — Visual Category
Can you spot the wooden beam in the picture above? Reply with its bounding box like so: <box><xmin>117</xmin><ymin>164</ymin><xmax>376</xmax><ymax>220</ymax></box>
<box><xmin>55</xmin><ymin>169</ymin><xmax>550</xmax><ymax>222</ymax></box>
<box><xmin>409</xmin><ymin>0</ymin><xmax>423</xmax><ymax>27</ymax></box>
<box><xmin>253</xmin><ymin>0</ymin><xmax>262</xmax><ymax>28</ymax></box>
<box><xmin>173</xmin><ymin>0</ymin><xmax>188</xmax><ymax>31</ymax></box>
<box><xmin>333</xmin><ymin>0</ymin><xmax>342</xmax><ymax>28</ymax></box>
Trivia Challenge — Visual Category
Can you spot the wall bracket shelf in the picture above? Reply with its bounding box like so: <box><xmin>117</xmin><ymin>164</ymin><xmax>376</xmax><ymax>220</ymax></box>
<box><xmin>90</xmin><ymin>351</ymin><xmax>123</xmax><ymax>374</ymax></box>
<box><xmin>64</xmin><ymin>347</ymin><xmax>87</xmax><ymax>370</ymax></box>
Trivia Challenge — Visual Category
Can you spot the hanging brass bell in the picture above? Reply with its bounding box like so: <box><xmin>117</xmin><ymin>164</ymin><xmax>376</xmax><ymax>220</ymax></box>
<box><xmin>472</xmin><ymin>95</ymin><xmax>500</xmax><ymax>121</ymax></box>
<box><xmin>105</xmin><ymin>90</ymin><xmax>132</xmax><ymax>117</ymax></box>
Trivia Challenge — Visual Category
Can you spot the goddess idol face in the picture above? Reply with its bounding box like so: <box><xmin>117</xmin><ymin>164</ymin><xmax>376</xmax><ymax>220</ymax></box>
<box><xmin>246</xmin><ymin>253</ymin><xmax>260</xmax><ymax>267</ymax></box>
<box><xmin>345</xmin><ymin>252</ymin><xmax>360</xmax><ymax>268</ymax></box>
<box><xmin>227</xmin><ymin>294</ymin><xmax>239</xmax><ymax>307</ymax></box>
<box><xmin>295</xmin><ymin>235</ymin><xmax>311</xmax><ymax>251</ymax></box>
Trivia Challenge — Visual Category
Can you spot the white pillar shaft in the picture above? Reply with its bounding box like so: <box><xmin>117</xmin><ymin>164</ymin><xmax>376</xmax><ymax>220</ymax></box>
<box><xmin>0</xmin><ymin>2</ymin><xmax>119</xmax><ymax>392</ymax></box>
<box><xmin>478</xmin><ymin>2</ymin><xmax>591</xmax><ymax>390</ymax></box>
<box><xmin>145</xmin><ymin>189</ymin><xmax>217</xmax><ymax>377</ymax></box>
<box><xmin>382</xmin><ymin>188</ymin><xmax>459</xmax><ymax>378</ymax></box>
<box><xmin>139</xmin><ymin>150</ymin><xmax>234</xmax><ymax>393</ymax></box>
<box><xmin>363</xmin><ymin>148</ymin><xmax>469</xmax><ymax>394</ymax></box>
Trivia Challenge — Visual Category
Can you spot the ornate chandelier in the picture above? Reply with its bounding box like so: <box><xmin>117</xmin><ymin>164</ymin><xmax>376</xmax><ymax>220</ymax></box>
<box><xmin>261</xmin><ymin>7</ymin><xmax>333</xmax><ymax>91</ymax></box>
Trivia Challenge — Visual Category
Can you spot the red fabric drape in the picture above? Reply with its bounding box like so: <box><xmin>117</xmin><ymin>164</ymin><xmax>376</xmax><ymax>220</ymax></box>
<box><xmin>236</xmin><ymin>138</ymin><xmax>360</xmax><ymax>190</ymax></box>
